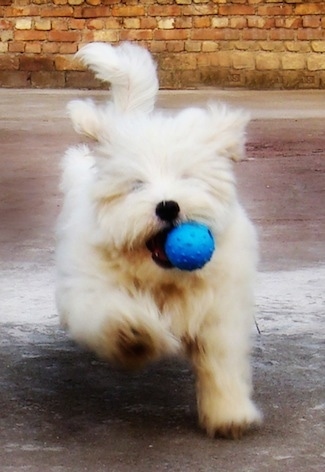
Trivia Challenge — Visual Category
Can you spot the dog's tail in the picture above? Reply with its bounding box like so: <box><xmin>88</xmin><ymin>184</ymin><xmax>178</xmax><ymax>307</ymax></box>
<box><xmin>76</xmin><ymin>42</ymin><xmax>158</xmax><ymax>114</ymax></box>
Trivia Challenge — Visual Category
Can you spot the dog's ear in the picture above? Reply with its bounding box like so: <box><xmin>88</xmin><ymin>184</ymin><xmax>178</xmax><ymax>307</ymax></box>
<box><xmin>67</xmin><ymin>99</ymin><xmax>105</xmax><ymax>141</ymax></box>
<box><xmin>207</xmin><ymin>103</ymin><xmax>250</xmax><ymax>162</ymax></box>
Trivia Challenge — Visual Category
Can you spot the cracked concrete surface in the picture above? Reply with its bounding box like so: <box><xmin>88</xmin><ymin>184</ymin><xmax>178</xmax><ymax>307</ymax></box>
<box><xmin>0</xmin><ymin>89</ymin><xmax>324</xmax><ymax>471</ymax></box>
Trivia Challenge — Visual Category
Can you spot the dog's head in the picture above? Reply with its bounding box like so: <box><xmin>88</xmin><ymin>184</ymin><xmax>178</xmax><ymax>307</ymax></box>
<box><xmin>78</xmin><ymin>104</ymin><xmax>248</xmax><ymax>272</ymax></box>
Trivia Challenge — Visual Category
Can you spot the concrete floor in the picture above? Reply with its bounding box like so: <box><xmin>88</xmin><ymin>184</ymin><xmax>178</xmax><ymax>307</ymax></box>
<box><xmin>0</xmin><ymin>89</ymin><xmax>324</xmax><ymax>472</ymax></box>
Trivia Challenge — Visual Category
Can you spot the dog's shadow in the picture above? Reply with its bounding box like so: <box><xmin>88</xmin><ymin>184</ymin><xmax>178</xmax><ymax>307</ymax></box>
<box><xmin>3</xmin><ymin>329</ymin><xmax>198</xmax><ymax>442</ymax></box>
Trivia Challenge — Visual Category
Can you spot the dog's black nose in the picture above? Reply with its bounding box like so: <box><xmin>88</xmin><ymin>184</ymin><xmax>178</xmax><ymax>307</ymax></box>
<box><xmin>155</xmin><ymin>200</ymin><xmax>180</xmax><ymax>222</ymax></box>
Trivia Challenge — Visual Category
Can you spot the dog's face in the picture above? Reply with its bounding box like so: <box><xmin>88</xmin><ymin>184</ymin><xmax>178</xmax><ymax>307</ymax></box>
<box><xmin>86</xmin><ymin>104</ymin><xmax>249</xmax><ymax>271</ymax></box>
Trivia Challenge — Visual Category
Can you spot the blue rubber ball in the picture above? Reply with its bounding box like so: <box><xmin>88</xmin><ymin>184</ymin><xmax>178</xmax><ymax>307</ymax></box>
<box><xmin>165</xmin><ymin>222</ymin><xmax>215</xmax><ymax>271</ymax></box>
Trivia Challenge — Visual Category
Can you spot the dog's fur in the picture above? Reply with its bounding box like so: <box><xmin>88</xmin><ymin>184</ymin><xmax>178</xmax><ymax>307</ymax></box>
<box><xmin>56</xmin><ymin>42</ymin><xmax>261</xmax><ymax>439</ymax></box>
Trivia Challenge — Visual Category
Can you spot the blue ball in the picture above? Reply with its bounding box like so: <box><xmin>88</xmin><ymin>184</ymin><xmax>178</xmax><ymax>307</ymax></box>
<box><xmin>165</xmin><ymin>222</ymin><xmax>215</xmax><ymax>271</ymax></box>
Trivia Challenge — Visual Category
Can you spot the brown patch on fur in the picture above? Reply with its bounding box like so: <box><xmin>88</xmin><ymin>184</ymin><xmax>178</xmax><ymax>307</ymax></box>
<box><xmin>151</xmin><ymin>283</ymin><xmax>184</xmax><ymax>313</ymax></box>
<box><xmin>182</xmin><ymin>334</ymin><xmax>206</xmax><ymax>359</ymax></box>
<box><xmin>116</xmin><ymin>326</ymin><xmax>155</xmax><ymax>368</ymax></box>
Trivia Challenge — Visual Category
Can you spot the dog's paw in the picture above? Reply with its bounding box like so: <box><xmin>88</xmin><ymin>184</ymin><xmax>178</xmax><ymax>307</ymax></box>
<box><xmin>198</xmin><ymin>398</ymin><xmax>262</xmax><ymax>440</ymax></box>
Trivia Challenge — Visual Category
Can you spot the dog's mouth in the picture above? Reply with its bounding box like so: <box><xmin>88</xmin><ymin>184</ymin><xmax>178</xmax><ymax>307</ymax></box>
<box><xmin>146</xmin><ymin>229</ymin><xmax>174</xmax><ymax>269</ymax></box>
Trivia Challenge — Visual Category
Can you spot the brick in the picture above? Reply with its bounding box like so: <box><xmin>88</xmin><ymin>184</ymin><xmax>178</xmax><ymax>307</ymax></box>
<box><xmin>78</xmin><ymin>7</ymin><xmax>111</xmax><ymax>18</ymax></box>
<box><xmin>285</xmin><ymin>41</ymin><xmax>311</xmax><ymax>53</ymax></box>
<box><xmin>192</xmin><ymin>28</ymin><xmax>240</xmax><ymax>41</ymax></box>
<box><xmin>185</xmin><ymin>41</ymin><xmax>202</xmax><ymax>52</ymax></box>
<box><xmin>269</xmin><ymin>29</ymin><xmax>295</xmax><ymax>41</ymax></box>
<box><xmin>7</xmin><ymin>6</ymin><xmax>39</xmax><ymax>16</ymax></box>
<box><xmin>183</xmin><ymin>4</ymin><xmax>218</xmax><ymax>15</ymax></box>
<box><xmin>256</xmin><ymin>53</ymin><xmax>281</xmax><ymax>70</ymax></box>
<box><xmin>150</xmin><ymin>41</ymin><xmax>167</xmax><ymax>53</ymax></box>
<box><xmin>1</xmin><ymin>31</ymin><xmax>13</xmax><ymax>42</ymax></box>
<box><xmin>69</xmin><ymin>18</ymin><xmax>86</xmax><ymax>29</ymax></box>
<box><xmin>15</xmin><ymin>18</ymin><xmax>32</xmax><ymax>30</ymax></box>
<box><xmin>175</xmin><ymin>17</ymin><xmax>192</xmax><ymax>28</ymax></box>
<box><xmin>85</xmin><ymin>0</ymin><xmax>102</xmax><ymax>4</ymax></box>
<box><xmin>48</xmin><ymin>30</ymin><xmax>81</xmax><ymax>42</ymax></box>
<box><xmin>202</xmin><ymin>41</ymin><xmax>219</xmax><ymax>52</ymax></box>
<box><xmin>307</xmin><ymin>54</ymin><xmax>325</xmax><ymax>71</ymax></box>
<box><xmin>104</xmin><ymin>18</ymin><xmax>121</xmax><ymax>29</ymax></box>
<box><xmin>8</xmin><ymin>41</ymin><xmax>25</xmax><ymax>53</ymax></box>
<box><xmin>302</xmin><ymin>16</ymin><xmax>321</xmax><ymax>28</ymax></box>
<box><xmin>235</xmin><ymin>41</ymin><xmax>260</xmax><ymax>51</ymax></box>
<box><xmin>55</xmin><ymin>55</ymin><xmax>84</xmax><ymax>71</ymax></box>
<box><xmin>259</xmin><ymin>41</ymin><xmax>285</xmax><ymax>52</ymax></box>
<box><xmin>148</xmin><ymin>5</ymin><xmax>182</xmax><ymax>16</ymax></box>
<box><xmin>111</xmin><ymin>5</ymin><xmax>145</xmax><ymax>16</ymax></box>
<box><xmin>41</xmin><ymin>6</ymin><xmax>74</xmax><ymax>17</ymax></box>
<box><xmin>247</xmin><ymin>16</ymin><xmax>265</xmax><ymax>29</ymax></box>
<box><xmin>295</xmin><ymin>3</ymin><xmax>325</xmax><ymax>15</ymax></box>
<box><xmin>93</xmin><ymin>30</ymin><xmax>119</xmax><ymax>42</ymax></box>
<box><xmin>65</xmin><ymin>71</ymin><xmax>104</xmax><ymax>89</ymax></box>
<box><xmin>211</xmin><ymin>17</ymin><xmax>228</xmax><ymax>28</ymax></box>
<box><xmin>124</xmin><ymin>18</ymin><xmax>141</xmax><ymax>29</ymax></box>
<box><xmin>120</xmin><ymin>29</ymin><xmax>153</xmax><ymax>41</ymax></box>
<box><xmin>15</xmin><ymin>30</ymin><xmax>47</xmax><ymax>41</ymax></box>
<box><xmin>0</xmin><ymin>71</ymin><xmax>30</xmax><ymax>88</ymax></box>
<box><xmin>59</xmin><ymin>43</ymin><xmax>78</xmax><ymax>54</ymax></box>
<box><xmin>87</xmin><ymin>19</ymin><xmax>105</xmax><ymax>30</ymax></box>
<box><xmin>31</xmin><ymin>71</ymin><xmax>65</xmax><ymax>88</ymax></box>
<box><xmin>219</xmin><ymin>5</ymin><xmax>254</xmax><ymax>15</ymax></box>
<box><xmin>281</xmin><ymin>53</ymin><xmax>305</xmax><ymax>70</ymax></box>
<box><xmin>25</xmin><ymin>42</ymin><xmax>42</xmax><ymax>54</ymax></box>
<box><xmin>20</xmin><ymin>56</ymin><xmax>55</xmax><ymax>72</ymax></box>
<box><xmin>257</xmin><ymin>5</ymin><xmax>292</xmax><ymax>16</ymax></box>
<box><xmin>194</xmin><ymin>17</ymin><xmax>212</xmax><ymax>28</ymax></box>
<box><xmin>166</xmin><ymin>41</ymin><xmax>185</xmax><ymax>53</ymax></box>
<box><xmin>153</xmin><ymin>29</ymin><xmax>188</xmax><ymax>40</ymax></box>
<box><xmin>311</xmin><ymin>41</ymin><xmax>325</xmax><ymax>52</ymax></box>
<box><xmin>140</xmin><ymin>18</ymin><xmax>157</xmax><ymax>29</ymax></box>
<box><xmin>68</xmin><ymin>0</ymin><xmax>83</xmax><ymax>5</ymax></box>
<box><xmin>42</xmin><ymin>43</ymin><xmax>59</xmax><ymax>54</ymax></box>
<box><xmin>34</xmin><ymin>19</ymin><xmax>52</xmax><ymax>31</ymax></box>
<box><xmin>297</xmin><ymin>29</ymin><xmax>325</xmax><ymax>40</ymax></box>
<box><xmin>242</xmin><ymin>29</ymin><xmax>268</xmax><ymax>40</ymax></box>
<box><xmin>158</xmin><ymin>18</ymin><xmax>175</xmax><ymax>30</ymax></box>
<box><xmin>232</xmin><ymin>51</ymin><xmax>255</xmax><ymax>70</ymax></box>
<box><xmin>52</xmin><ymin>19</ymin><xmax>69</xmax><ymax>31</ymax></box>
<box><xmin>229</xmin><ymin>17</ymin><xmax>247</xmax><ymax>29</ymax></box>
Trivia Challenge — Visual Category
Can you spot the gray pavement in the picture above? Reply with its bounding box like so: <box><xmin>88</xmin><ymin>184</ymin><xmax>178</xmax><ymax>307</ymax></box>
<box><xmin>0</xmin><ymin>89</ymin><xmax>324</xmax><ymax>471</ymax></box>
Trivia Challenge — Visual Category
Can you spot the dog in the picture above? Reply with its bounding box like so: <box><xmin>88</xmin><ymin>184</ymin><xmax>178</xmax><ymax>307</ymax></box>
<box><xmin>55</xmin><ymin>42</ymin><xmax>262</xmax><ymax>439</ymax></box>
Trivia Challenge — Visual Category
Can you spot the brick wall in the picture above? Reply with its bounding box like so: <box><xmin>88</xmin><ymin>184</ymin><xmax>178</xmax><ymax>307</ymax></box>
<box><xmin>0</xmin><ymin>0</ymin><xmax>325</xmax><ymax>89</ymax></box>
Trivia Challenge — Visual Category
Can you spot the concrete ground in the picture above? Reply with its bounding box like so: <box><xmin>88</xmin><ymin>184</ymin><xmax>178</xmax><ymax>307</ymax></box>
<box><xmin>0</xmin><ymin>89</ymin><xmax>324</xmax><ymax>472</ymax></box>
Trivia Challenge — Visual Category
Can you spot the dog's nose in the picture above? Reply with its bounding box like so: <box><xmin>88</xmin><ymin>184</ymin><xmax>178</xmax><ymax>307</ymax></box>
<box><xmin>155</xmin><ymin>200</ymin><xmax>180</xmax><ymax>222</ymax></box>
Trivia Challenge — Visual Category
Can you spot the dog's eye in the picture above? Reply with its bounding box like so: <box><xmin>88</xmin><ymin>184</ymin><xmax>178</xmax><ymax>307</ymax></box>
<box><xmin>131</xmin><ymin>180</ymin><xmax>145</xmax><ymax>192</ymax></box>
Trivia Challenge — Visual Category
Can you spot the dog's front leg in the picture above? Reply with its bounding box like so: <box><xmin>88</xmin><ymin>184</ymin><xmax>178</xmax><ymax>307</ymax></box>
<box><xmin>57</xmin><ymin>282</ymin><xmax>179</xmax><ymax>369</ymax></box>
<box><xmin>187</xmin><ymin>320</ymin><xmax>261</xmax><ymax>439</ymax></box>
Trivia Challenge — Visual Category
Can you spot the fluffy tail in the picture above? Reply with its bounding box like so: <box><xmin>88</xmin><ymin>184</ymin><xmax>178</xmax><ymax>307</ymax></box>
<box><xmin>76</xmin><ymin>42</ymin><xmax>159</xmax><ymax>114</ymax></box>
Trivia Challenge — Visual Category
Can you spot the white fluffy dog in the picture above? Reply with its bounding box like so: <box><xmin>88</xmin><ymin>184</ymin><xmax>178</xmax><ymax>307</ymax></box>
<box><xmin>56</xmin><ymin>42</ymin><xmax>261</xmax><ymax>439</ymax></box>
